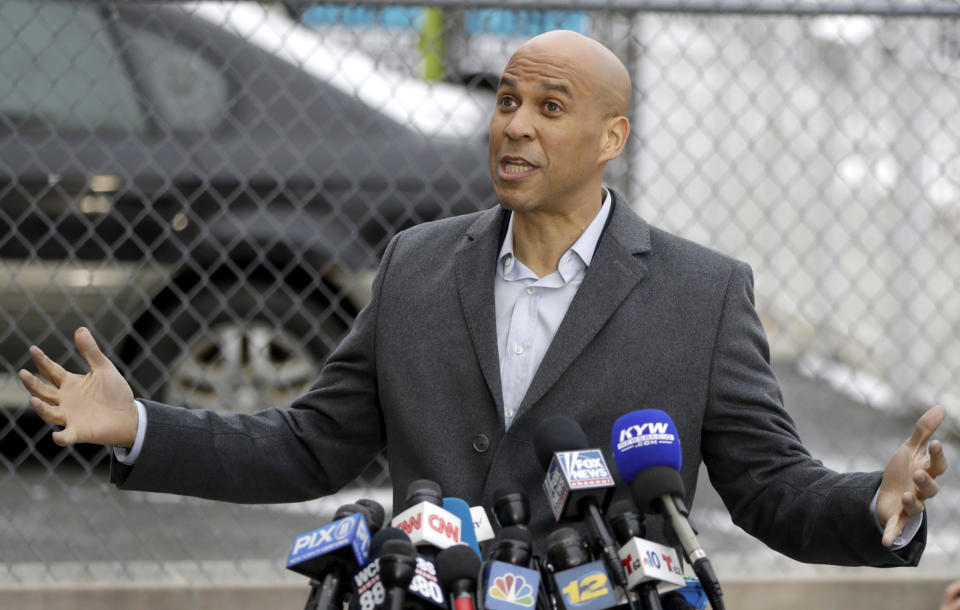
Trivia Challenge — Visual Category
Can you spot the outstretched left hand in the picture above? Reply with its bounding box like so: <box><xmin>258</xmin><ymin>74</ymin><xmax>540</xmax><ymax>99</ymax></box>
<box><xmin>876</xmin><ymin>404</ymin><xmax>948</xmax><ymax>547</ymax></box>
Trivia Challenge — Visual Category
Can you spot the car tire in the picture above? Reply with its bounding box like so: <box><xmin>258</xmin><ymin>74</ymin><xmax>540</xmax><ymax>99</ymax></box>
<box><xmin>126</xmin><ymin>281</ymin><xmax>349</xmax><ymax>413</ymax></box>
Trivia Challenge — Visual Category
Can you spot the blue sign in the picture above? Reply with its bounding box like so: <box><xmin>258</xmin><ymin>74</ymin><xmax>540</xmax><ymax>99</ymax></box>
<box><xmin>287</xmin><ymin>513</ymin><xmax>370</xmax><ymax>569</ymax></box>
<box><xmin>483</xmin><ymin>561</ymin><xmax>540</xmax><ymax>610</ymax></box>
<box><xmin>553</xmin><ymin>561</ymin><xmax>617</xmax><ymax>610</ymax></box>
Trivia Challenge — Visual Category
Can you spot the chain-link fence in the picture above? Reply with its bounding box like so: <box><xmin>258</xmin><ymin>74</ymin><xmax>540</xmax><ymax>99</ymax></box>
<box><xmin>2</xmin><ymin>0</ymin><xmax>959</xmax><ymax>587</ymax></box>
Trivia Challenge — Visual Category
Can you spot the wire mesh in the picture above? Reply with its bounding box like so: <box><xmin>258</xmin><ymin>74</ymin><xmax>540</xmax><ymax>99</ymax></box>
<box><xmin>1</xmin><ymin>0</ymin><xmax>958</xmax><ymax>585</ymax></box>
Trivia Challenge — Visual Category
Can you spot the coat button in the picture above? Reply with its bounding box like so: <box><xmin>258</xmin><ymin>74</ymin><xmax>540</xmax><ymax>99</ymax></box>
<box><xmin>472</xmin><ymin>434</ymin><xmax>490</xmax><ymax>453</ymax></box>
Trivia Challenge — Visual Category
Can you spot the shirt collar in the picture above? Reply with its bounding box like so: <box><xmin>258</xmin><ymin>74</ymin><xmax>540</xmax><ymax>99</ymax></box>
<box><xmin>497</xmin><ymin>188</ymin><xmax>612</xmax><ymax>280</ymax></box>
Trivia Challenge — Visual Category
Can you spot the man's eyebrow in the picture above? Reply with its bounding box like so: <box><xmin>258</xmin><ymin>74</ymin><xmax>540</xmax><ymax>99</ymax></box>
<box><xmin>539</xmin><ymin>81</ymin><xmax>572</xmax><ymax>97</ymax></box>
<box><xmin>496</xmin><ymin>77</ymin><xmax>572</xmax><ymax>98</ymax></box>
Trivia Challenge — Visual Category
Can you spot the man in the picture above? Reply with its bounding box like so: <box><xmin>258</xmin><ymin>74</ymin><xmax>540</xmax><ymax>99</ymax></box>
<box><xmin>19</xmin><ymin>30</ymin><xmax>946</xmax><ymax>565</ymax></box>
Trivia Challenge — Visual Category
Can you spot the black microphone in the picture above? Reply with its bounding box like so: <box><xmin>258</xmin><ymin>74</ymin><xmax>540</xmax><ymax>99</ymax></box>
<box><xmin>492</xmin><ymin>482</ymin><xmax>531</xmax><ymax>529</ymax></box>
<box><xmin>660</xmin><ymin>592</ymin><xmax>698</xmax><ymax>610</ymax></box>
<box><xmin>606</xmin><ymin>499</ymin><xmax>645</xmax><ymax>543</ymax></box>
<box><xmin>379</xmin><ymin>539</ymin><xmax>418</xmax><ymax>610</ymax></box>
<box><xmin>352</xmin><ymin>527</ymin><xmax>447</xmax><ymax>610</ymax></box>
<box><xmin>607</xmin><ymin>499</ymin><xmax>685</xmax><ymax>610</ymax></box>
<box><xmin>545</xmin><ymin>527</ymin><xmax>618</xmax><ymax>610</ymax></box>
<box><xmin>353</xmin><ymin>528</ymin><xmax>411</xmax><ymax>610</ymax></box>
<box><xmin>407</xmin><ymin>479</ymin><xmax>444</xmax><ymax>506</ymax></box>
<box><xmin>491</xmin><ymin>525</ymin><xmax>533</xmax><ymax>566</ymax></box>
<box><xmin>533</xmin><ymin>417</ymin><xmax>635</xmax><ymax>610</ymax></box>
<box><xmin>482</xmin><ymin>526</ymin><xmax>541</xmax><ymax>610</ymax></box>
<box><xmin>546</xmin><ymin>527</ymin><xmax>591</xmax><ymax>571</ymax></box>
<box><xmin>371</xmin><ymin>527</ymin><xmax>412</xmax><ymax>558</ymax></box>
<box><xmin>437</xmin><ymin>544</ymin><xmax>481</xmax><ymax>610</ymax></box>
<box><xmin>357</xmin><ymin>498</ymin><xmax>387</xmax><ymax>535</ymax></box>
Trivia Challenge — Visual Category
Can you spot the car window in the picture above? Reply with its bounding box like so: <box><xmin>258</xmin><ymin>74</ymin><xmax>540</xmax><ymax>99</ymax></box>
<box><xmin>118</xmin><ymin>22</ymin><xmax>230</xmax><ymax>133</ymax></box>
<box><xmin>0</xmin><ymin>1</ymin><xmax>145</xmax><ymax>133</ymax></box>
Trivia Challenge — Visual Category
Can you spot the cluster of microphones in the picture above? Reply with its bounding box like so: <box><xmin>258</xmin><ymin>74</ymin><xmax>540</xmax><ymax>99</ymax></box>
<box><xmin>286</xmin><ymin>410</ymin><xmax>724</xmax><ymax>610</ymax></box>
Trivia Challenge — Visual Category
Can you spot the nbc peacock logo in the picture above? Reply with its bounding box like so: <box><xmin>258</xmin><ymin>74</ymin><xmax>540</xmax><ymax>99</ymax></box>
<box><xmin>488</xmin><ymin>573</ymin><xmax>536</xmax><ymax>608</ymax></box>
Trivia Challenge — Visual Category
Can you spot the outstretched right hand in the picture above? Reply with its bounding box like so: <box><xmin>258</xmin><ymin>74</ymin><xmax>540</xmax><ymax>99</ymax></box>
<box><xmin>18</xmin><ymin>327</ymin><xmax>138</xmax><ymax>448</ymax></box>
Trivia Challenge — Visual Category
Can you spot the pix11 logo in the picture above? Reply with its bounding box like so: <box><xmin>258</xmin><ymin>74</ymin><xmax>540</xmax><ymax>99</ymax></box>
<box><xmin>483</xmin><ymin>562</ymin><xmax>540</xmax><ymax>610</ymax></box>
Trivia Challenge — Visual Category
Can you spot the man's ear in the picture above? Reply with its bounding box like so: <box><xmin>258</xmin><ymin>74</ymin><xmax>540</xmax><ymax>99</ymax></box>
<box><xmin>598</xmin><ymin>115</ymin><xmax>630</xmax><ymax>164</ymax></box>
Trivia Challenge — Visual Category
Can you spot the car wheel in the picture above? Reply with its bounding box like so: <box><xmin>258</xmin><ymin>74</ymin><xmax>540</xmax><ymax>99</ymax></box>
<box><xmin>129</xmin><ymin>282</ymin><xmax>348</xmax><ymax>413</ymax></box>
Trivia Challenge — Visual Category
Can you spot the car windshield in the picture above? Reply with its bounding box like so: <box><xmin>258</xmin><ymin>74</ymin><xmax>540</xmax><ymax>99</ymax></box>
<box><xmin>187</xmin><ymin>1</ymin><xmax>495</xmax><ymax>139</ymax></box>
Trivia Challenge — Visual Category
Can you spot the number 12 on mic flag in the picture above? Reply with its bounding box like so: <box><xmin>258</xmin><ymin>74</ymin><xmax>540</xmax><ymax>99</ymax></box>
<box><xmin>553</xmin><ymin>561</ymin><xmax>618</xmax><ymax>610</ymax></box>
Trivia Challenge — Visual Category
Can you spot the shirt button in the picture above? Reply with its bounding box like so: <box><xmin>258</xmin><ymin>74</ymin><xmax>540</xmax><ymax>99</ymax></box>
<box><xmin>526</xmin><ymin>287</ymin><xmax>535</xmax><ymax>295</ymax></box>
<box><xmin>472</xmin><ymin>434</ymin><xmax>490</xmax><ymax>453</ymax></box>
<box><xmin>505</xmin><ymin>409</ymin><xmax>515</xmax><ymax>419</ymax></box>
<box><xmin>514</xmin><ymin>345</ymin><xmax>524</xmax><ymax>355</ymax></box>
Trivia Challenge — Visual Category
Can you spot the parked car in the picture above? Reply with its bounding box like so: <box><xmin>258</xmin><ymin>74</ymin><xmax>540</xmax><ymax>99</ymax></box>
<box><xmin>0</xmin><ymin>2</ymin><xmax>494</xmax><ymax>423</ymax></box>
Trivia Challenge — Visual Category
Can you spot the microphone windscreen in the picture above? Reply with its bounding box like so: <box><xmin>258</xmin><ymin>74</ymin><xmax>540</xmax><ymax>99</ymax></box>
<box><xmin>545</xmin><ymin>527</ymin><xmax>589</xmax><ymax>570</ymax></box>
<box><xmin>492</xmin><ymin>482</ymin><xmax>530</xmax><ymax>528</ymax></box>
<box><xmin>334</xmin><ymin>503</ymin><xmax>369</xmax><ymax>521</ymax></box>
<box><xmin>606</xmin><ymin>498</ymin><xmax>645</xmax><ymax>544</ymax></box>
<box><xmin>356</xmin><ymin>498</ymin><xmax>386</xmax><ymax>531</ymax></box>
<box><xmin>533</xmin><ymin>416</ymin><xmax>589</xmax><ymax>471</ymax></box>
<box><xmin>371</xmin><ymin>526</ymin><xmax>412</xmax><ymax>557</ymax></box>
<box><xmin>497</xmin><ymin>525</ymin><xmax>532</xmax><ymax>546</ymax></box>
<box><xmin>436</xmin><ymin>544</ymin><xmax>482</xmax><ymax>588</ymax></box>
<box><xmin>405</xmin><ymin>479</ymin><xmax>443</xmax><ymax>507</ymax></box>
<box><xmin>610</xmin><ymin>409</ymin><xmax>682</xmax><ymax>484</ymax></box>
<box><xmin>630</xmin><ymin>466</ymin><xmax>685</xmax><ymax>514</ymax></box>
<box><xmin>381</xmin><ymin>538</ymin><xmax>417</xmax><ymax>558</ymax></box>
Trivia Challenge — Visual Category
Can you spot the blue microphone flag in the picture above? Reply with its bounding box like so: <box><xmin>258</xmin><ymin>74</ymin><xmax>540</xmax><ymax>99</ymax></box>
<box><xmin>610</xmin><ymin>409</ymin><xmax>681</xmax><ymax>484</ymax></box>
<box><xmin>287</xmin><ymin>512</ymin><xmax>370</xmax><ymax>577</ymax></box>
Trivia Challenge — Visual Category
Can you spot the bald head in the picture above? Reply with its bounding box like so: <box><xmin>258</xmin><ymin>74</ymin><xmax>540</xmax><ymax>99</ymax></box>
<box><xmin>506</xmin><ymin>30</ymin><xmax>631</xmax><ymax>118</ymax></box>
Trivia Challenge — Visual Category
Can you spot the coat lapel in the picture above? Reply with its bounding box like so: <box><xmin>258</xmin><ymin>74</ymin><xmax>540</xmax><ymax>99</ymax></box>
<box><xmin>516</xmin><ymin>190</ymin><xmax>651</xmax><ymax>417</ymax></box>
<box><xmin>455</xmin><ymin>206</ymin><xmax>509</xmax><ymax>414</ymax></box>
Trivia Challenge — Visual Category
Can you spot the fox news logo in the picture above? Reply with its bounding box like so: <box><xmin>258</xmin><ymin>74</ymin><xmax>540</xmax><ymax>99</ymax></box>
<box><xmin>557</xmin><ymin>450</ymin><xmax>614</xmax><ymax>487</ymax></box>
<box><xmin>615</xmin><ymin>422</ymin><xmax>674</xmax><ymax>453</ymax></box>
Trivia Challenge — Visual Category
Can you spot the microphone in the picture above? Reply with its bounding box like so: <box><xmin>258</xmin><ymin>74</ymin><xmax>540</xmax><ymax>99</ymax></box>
<box><xmin>482</xmin><ymin>526</ymin><xmax>541</xmax><ymax>610</ymax></box>
<box><xmin>608</xmin><ymin>498</ymin><xmax>683</xmax><ymax>610</ymax></box>
<box><xmin>352</xmin><ymin>527</ymin><xmax>448</xmax><ymax>610</ymax></box>
<box><xmin>470</xmin><ymin>506</ymin><xmax>497</xmax><ymax>545</ymax></box>
<box><xmin>357</xmin><ymin>498</ymin><xmax>387</xmax><ymax>535</ymax></box>
<box><xmin>606</xmin><ymin>499</ymin><xmax>645</xmax><ymax>543</ymax></box>
<box><xmin>492</xmin><ymin>482</ymin><xmax>531</xmax><ymax>529</ymax></box>
<box><xmin>287</xmin><ymin>503</ymin><xmax>373</xmax><ymax>610</ymax></box>
<box><xmin>545</xmin><ymin>527</ymin><xmax>618</xmax><ymax>610</ymax></box>
<box><xmin>437</xmin><ymin>544</ymin><xmax>481</xmax><ymax>610</ymax></box>
<box><xmin>379</xmin><ymin>539</ymin><xmax>418</xmax><ymax>610</ymax></box>
<box><xmin>443</xmin><ymin>497</ymin><xmax>482</xmax><ymax>556</ymax></box>
<box><xmin>611</xmin><ymin>410</ymin><xmax>724</xmax><ymax>610</ymax></box>
<box><xmin>392</xmin><ymin>480</ymin><xmax>464</xmax><ymax>555</ymax></box>
<box><xmin>533</xmin><ymin>417</ymin><xmax>633</xmax><ymax>610</ymax></box>
<box><xmin>533</xmin><ymin>417</ymin><xmax>615</xmax><ymax>522</ymax></box>
<box><xmin>491</xmin><ymin>487</ymin><xmax>557</xmax><ymax>610</ymax></box>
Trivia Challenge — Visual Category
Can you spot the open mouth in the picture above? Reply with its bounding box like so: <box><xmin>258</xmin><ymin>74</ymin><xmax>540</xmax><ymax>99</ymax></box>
<box><xmin>498</xmin><ymin>158</ymin><xmax>538</xmax><ymax>180</ymax></box>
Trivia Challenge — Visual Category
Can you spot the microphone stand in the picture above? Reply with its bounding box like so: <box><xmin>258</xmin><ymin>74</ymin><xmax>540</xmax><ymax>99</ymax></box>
<box><xmin>581</xmin><ymin>502</ymin><xmax>645</xmax><ymax>610</ymax></box>
<box><xmin>634</xmin><ymin>582</ymin><xmax>664</xmax><ymax>610</ymax></box>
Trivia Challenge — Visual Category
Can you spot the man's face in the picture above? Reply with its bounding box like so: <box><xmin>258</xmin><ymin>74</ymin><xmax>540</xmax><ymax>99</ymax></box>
<box><xmin>488</xmin><ymin>45</ymin><xmax>606</xmax><ymax>216</ymax></box>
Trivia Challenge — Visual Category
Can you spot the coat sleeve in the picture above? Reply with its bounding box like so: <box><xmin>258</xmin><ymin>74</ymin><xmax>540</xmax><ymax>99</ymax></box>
<box><xmin>700</xmin><ymin>261</ymin><xmax>924</xmax><ymax>566</ymax></box>
<box><xmin>109</xmin><ymin>233</ymin><xmax>405</xmax><ymax>503</ymax></box>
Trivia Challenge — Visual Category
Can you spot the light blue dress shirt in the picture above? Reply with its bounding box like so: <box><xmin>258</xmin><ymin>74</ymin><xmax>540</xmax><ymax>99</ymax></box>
<box><xmin>494</xmin><ymin>189</ymin><xmax>612</xmax><ymax>429</ymax></box>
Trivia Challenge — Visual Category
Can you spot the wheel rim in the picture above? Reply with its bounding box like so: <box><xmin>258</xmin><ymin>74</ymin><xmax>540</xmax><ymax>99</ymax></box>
<box><xmin>163</xmin><ymin>320</ymin><xmax>320</xmax><ymax>412</ymax></box>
